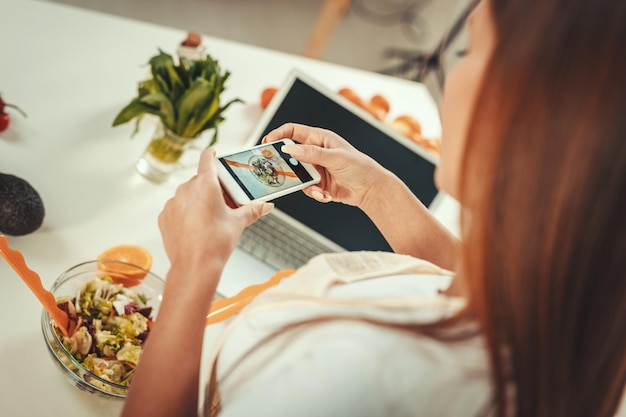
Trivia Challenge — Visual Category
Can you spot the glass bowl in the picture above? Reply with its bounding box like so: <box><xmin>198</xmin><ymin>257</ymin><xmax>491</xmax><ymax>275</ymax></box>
<box><xmin>41</xmin><ymin>260</ymin><xmax>165</xmax><ymax>399</ymax></box>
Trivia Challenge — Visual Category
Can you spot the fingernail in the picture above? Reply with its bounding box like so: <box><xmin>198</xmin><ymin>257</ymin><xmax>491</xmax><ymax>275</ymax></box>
<box><xmin>312</xmin><ymin>190</ymin><xmax>331</xmax><ymax>202</ymax></box>
<box><xmin>261</xmin><ymin>202</ymin><xmax>274</xmax><ymax>216</ymax></box>
<box><xmin>281</xmin><ymin>144</ymin><xmax>301</xmax><ymax>156</ymax></box>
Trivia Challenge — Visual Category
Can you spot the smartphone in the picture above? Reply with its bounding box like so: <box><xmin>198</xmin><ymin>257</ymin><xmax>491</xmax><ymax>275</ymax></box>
<box><xmin>216</xmin><ymin>139</ymin><xmax>321</xmax><ymax>206</ymax></box>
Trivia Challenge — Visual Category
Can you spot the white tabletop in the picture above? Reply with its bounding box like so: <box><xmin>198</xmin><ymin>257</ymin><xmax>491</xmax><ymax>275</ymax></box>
<box><xmin>0</xmin><ymin>0</ymin><xmax>458</xmax><ymax>415</ymax></box>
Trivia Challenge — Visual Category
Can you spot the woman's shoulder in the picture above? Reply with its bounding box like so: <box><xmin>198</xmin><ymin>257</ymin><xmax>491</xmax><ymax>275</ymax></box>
<box><xmin>204</xmin><ymin>262</ymin><xmax>490</xmax><ymax>417</ymax></box>
<box><xmin>215</xmin><ymin>315</ymin><xmax>489</xmax><ymax>417</ymax></box>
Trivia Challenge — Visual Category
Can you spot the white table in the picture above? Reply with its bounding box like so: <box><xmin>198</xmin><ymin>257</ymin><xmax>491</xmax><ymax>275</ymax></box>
<box><xmin>0</xmin><ymin>1</ymin><xmax>459</xmax><ymax>415</ymax></box>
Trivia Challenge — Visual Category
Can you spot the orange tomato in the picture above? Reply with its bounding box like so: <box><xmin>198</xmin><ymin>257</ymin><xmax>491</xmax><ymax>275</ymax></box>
<box><xmin>181</xmin><ymin>32</ymin><xmax>202</xmax><ymax>47</ymax></box>
<box><xmin>391</xmin><ymin>115</ymin><xmax>422</xmax><ymax>135</ymax></box>
<box><xmin>338</xmin><ymin>87</ymin><xmax>368</xmax><ymax>109</ymax></box>
<box><xmin>366</xmin><ymin>103</ymin><xmax>387</xmax><ymax>121</ymax></box>
<box><xmin>338</xmin><ymin>88</ymin><xmax>390</xmax><ymax>121</ymax></box>
<box><xmin>369</xmin><ymin>94</ymin><xmax>390</xmax><ymax>114</ymax></box>
<box><xmin>260</xmin><ymin>87</ymin><xmax>278</xmax><ymax>109</ymax></box>
<box><xmin>408</xmin><ymin>133</ymin><xmax>441</xmax><ymax>156</ymax></box>
<box><xmin>388</xmin><ymin>119</ymin><xmax>413</xmax><ymax>137</ymax></box>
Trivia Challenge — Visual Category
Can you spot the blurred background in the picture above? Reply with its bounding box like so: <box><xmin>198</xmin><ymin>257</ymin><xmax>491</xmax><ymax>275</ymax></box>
<box><xmin>43</xmin><ymin>0</ymin><xmax>472</xmax><ymax>104</ymax></box>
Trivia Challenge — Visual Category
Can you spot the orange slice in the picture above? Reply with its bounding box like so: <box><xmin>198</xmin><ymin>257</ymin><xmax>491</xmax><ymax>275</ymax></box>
<box><xmin>96</xmin><ymin>245</ymin><xmax>153</xmax><ymax>286</ymax></box>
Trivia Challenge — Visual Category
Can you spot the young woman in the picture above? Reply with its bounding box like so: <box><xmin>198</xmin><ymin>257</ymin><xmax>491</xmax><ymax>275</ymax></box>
<box><xmin>121</xmin><ymin>0</ymin><xmax>626</xmax><ymax>416</ymax></box>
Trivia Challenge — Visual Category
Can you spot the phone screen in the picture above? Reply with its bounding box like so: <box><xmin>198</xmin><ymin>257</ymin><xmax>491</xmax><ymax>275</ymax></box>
<box><xmin>218</xmin><ymin>142</ymin><xmax>314</xmax><ymax>200</ymax></box>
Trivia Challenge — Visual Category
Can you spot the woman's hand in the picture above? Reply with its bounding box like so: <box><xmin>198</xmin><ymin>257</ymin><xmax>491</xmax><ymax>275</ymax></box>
<box><xmin>122</xmin><ymin>148</ymin><xmax>274</xmax><ymax>417</ymax></box>
<box><xmin>265</xmin><ymin>123</ymin><xmax>459</xmax><ymax>271</ymax></box>
<box><xmin>158</xmin><ymin>148</ymin><xmax>273</xmax><ymax>291</ymax></box>
<box><xmin>263</xmin><ymin>123</ymin><xmax>388</xmax><ymax>208</ymax></box>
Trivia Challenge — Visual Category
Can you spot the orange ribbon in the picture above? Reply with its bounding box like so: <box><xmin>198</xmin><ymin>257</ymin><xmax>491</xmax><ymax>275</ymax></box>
<box><xmin>206</xmin><ymin>269</ymin><xmax>296</xmax><ymax>326</ymax></box>
<box><xmin>224</xmin><ymin>159</ymin><xmax>297</xmax><ymax>178</ymax></box>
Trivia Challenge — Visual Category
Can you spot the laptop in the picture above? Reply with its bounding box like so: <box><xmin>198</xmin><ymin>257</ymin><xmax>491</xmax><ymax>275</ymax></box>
<box><xmin>219</xmin><ymin>69</ymin><xmax>442</xmax><ymax>294</ymax></box>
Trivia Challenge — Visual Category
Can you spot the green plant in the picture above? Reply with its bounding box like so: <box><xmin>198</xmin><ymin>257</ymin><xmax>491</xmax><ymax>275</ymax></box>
<box><xmin>112</xmin><ymin>50</ymin><xmax>242</xmax><ymax>146</ymax></box>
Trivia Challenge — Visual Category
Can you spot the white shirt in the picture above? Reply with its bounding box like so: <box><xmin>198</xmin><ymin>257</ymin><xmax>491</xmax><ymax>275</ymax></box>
<box><xmin>200</xmin><ymin>252</ymin><xmax>492</xmax><ymax>417</ymax></box>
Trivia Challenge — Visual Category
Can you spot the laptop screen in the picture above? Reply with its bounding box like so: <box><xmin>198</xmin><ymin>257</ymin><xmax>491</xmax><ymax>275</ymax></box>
<box><xmin>252</xmin><ymin>75</ymin><xmax>439</xmax><ymax>252</ymax></box>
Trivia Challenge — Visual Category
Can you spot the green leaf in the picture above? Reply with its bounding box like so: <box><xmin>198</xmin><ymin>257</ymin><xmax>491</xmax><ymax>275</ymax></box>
<box><xmin>151</xmin><ymin>74</ymin><xmax>170</xmax><ymax>97</ymax></box>
<box><xmin>164</xmin><ymin>63</ymin><xmax>185</xmax><ymax>103</ymax></box>
<box><xmin>131</xmin><ymin>115</ymin><xmax>144</xmax><ymax>137</ymax></box>
<box><xmin>148</xmin><ymin>51</ymin><xmax>174</xmax><ymax>80</ymax></box>
<box><xmin>112</xmin><ymin>99</ymin><xmax>158</xmax><ymax>127</ymax></box>
<box><xmin>184</xmin><ymin>59</ymin><xmax>203</xmax><ymax>85</ymax></box>
<box><xmin>139</xmin><ymin>92</ymin><xmax>176</xmax><ymax>131</ymax></box>
<box><xmin>197</xmin><ymin>98</ymin><xmax>243</xmax><ymax>134</ymax></box>
<box><xmin>175</xmin><ymin>78</ymin><xmax>214</xmax><ymax>136</ymax></box>
<box><xmin>149</xmin><ymin>50</ymin><xmax>184</xmax><ymax>100</ymax></box>
<box><xmin>174</xmin><ymin>59</ymin><xmax>191</xmax><ymax>89</ymax></box>
<box><xmin>181</xmin><ymin>93</ymin><xmax>220</xmax><ymax>138</ymax></box>
<box><xmin>138</xmin><ymin>79</ymin><xmax>160</xmax><ymax>96</ymax></box>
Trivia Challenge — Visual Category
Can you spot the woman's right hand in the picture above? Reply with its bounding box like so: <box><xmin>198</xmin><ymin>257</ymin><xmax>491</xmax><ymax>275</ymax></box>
<box><xmin>264</xmin><ymin>123</ymin><xmax>458</xmax><ymax>270</ymax></box>
<box><xmin>263</xmin><ymin>123</ymin><xmax>389</xmax><ymax>208</ymax></box>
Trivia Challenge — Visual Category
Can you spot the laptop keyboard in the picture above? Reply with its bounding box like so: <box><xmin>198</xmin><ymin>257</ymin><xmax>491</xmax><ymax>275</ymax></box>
<box><xmin>238</xmin><ymin>214</ymin><xmax>339</xmax><ymax>270</ymax></box>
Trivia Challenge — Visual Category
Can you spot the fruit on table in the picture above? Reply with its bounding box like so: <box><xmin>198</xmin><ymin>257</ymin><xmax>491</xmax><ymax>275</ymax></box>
<box><xmin>390</xmin><ymin>114</ymin><xmax>422</xmax><ymax>136</ymax></box>
<box><xmin>0</xmin><ymin>95</ymin><xmax>27</xmax><ymax>133</ymax></box>
<box><xmin>336</xmin><ymin>88</ymin><xmax>440</xmax><ymax>155</ymax></box>
<box><xmin>257</xmin><ymin>85</ymin><xmax>441</xmax><ymax>156</ymax></box>
<box><xmin>337</xmin><ymin>87</ymin><xmax>368</xmax><ymax>108</ymax></box>
<box><xmin>367</xmin><ymin>95</ymin><xmax>391</xmax><ymax>121</ymax></box>
<box><xmin>260</xmin><ymin>87</ymin><xmax>278</xmax><ymax>109</ymax></box>
<box><xmin>0</xmin><ymin>113</ymin><xmax>8</xmax><ymax>132</ymax></box>
<box><xmin>0</xmin><ymin>173</ymin><xmax>45</xmax><ymax>236</ymax></box>
<box><xmin>369</xmin><ymin>94</ymin><xmax>390</xmax><ymax>114</ymax></box>
<box><xmin>97</xmin><ymin>244</ymin><xmax>153</xmax><ymax>284</ymax></box>
<box><xmin>181</xmin><ymin>31</ymin><xmax>202</xmax><ymax>47</ymax></box>
<box><xmin>338</xmin><ymin>87</ymin><xmax>389</xmax><ymax>121</ymax></box>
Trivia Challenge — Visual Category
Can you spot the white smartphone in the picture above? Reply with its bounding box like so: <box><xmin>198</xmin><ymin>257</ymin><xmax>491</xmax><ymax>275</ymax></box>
<box><xmin>216</xmin><ymin>139</ymin><xmax>321</xmax><ymax>206</ymax></box>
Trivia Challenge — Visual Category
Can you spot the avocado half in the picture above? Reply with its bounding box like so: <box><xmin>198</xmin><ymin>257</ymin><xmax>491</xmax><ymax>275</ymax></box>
<box><xmin>0</xmin><ymin>173</ymin><xmax>45</xmax><ymax>236</ymax></box>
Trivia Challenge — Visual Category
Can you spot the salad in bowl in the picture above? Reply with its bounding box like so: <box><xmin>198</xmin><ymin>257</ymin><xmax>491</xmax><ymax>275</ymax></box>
<box><xmin>42</xmin><ymin>260</ymin><xmax>164</xmax><ymax>399</ymax></box>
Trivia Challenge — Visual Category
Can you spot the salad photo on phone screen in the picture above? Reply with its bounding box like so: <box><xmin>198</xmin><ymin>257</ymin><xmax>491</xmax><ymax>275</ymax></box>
<box><xmin>220</xmin><ymin>143</ymin><xmax>312</xmax><ymax>200</ymax></box>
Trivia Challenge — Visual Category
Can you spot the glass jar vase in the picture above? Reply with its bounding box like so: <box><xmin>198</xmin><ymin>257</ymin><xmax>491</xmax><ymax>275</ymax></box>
<box><xmin>135</xmin><ymin>122</ymin><xmax>203</xmax><ymax>183</ymax></box>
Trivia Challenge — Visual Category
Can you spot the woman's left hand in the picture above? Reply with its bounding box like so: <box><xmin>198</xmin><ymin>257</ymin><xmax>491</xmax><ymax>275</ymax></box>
<box><xmin>122</xmin><ymin>148</ymin><xmax>274</xmax><ymax>417</ymax></box>
<box><xmin>158</xmin><ymin>148</ymin><xmax>273</xmax><ymax>292</ymax></box>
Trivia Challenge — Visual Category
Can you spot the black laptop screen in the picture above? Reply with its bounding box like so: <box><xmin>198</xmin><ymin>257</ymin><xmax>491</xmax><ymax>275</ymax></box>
<box><xmin>254</xmin><ymin>77</ymin><xmax>439</xmax><ymax>252</ymax></box>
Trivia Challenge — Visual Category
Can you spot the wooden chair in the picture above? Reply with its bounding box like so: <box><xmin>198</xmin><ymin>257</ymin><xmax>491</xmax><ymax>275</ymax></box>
<box><xmin>303</xmin><ymin>0</ymin><xmax>352</xmax><ymax>59</ymax></box>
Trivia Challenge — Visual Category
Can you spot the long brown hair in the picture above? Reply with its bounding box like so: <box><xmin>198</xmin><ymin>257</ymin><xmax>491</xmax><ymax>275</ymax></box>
<box><xmin>460</xmin><ymin>1</ymin><xmax>626</xmax><ymax>416</ymax></box>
